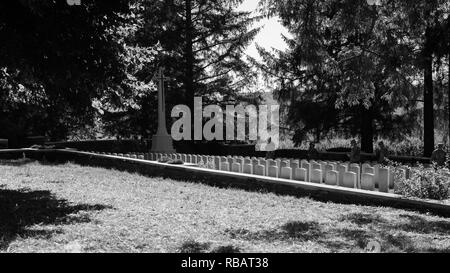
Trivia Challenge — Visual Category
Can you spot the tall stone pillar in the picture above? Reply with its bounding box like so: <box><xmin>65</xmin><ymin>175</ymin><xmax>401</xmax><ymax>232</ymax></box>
<box><xmin>151</xmin><ymin>67</ymin><xmax>176</xmax><ymax>153</ymax></box>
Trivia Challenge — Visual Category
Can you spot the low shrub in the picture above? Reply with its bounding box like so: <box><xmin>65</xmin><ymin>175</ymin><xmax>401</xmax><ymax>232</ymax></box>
<box><xmin>394</xmin><ymin>164</ymin><xmax>450</xmax><ymax>201</ymax></box>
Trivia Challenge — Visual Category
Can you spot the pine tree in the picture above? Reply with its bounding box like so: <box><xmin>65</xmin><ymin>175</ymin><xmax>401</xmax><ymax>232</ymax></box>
<box><xmin>255</xmin><ymin>0</ymin><xmax>420</xmax><ymax>152</ymax></box>
<box><xmin>380</xmin><ymin>0</ymin><xmax>449</xmax><ymax>156</ymax></box>
<box><xmin>136</xmin><ymin>0</ymin><xmax>261</xmax><ymax>112</ymax></box>
<box><xmin>256</xmin><ymin>0</ymin><xmax>449</xmax><ymax>154</ymax></box>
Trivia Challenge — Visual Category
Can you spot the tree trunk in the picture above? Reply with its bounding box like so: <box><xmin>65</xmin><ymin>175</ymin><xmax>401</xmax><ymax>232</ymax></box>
<box><xmin>448</xmin><ymin>52</ymin><xmax>450</xmax><ymax>147</ymax></box>
<box><xmin>184</xmin><ymin>0</ymin><xmax>194</xmax><ymax>116</ymax></box>
<box><xmin>360</xmin><ymin>106</ymin><xmax>374</xmax><ymax>153</ymax></box>
<box><xmin>184</xmin><ymin>0</ymin><xmax>195</xmax><ymax>149</ymax></box>
<box><xmin>423</xmin><ymin>40</ymin><xmax>434</xmax><ymax>157</ymax></box>
<box><xmin>315</xmin><ymin>128</ymin><xmax>320</xmax><ymax>143</ymax></box>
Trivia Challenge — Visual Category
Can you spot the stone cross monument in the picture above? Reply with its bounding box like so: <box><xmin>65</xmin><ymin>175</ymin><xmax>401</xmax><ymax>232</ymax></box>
<box><xmin>151</xmin><ymin>67</ymin><xmax>175</xmax><ymax>153</ymax></box>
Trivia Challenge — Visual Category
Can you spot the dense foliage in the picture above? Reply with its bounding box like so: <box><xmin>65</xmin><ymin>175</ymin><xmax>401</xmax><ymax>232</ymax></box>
<box><xmin>0</xmin><ymin>0</ymin><xmax>129</xmax><ymax>145</ymax></box>
<box><xmin>394</xmin><ymin>164</ymin><xmax>450</xmax><ymax>200</ymax></box>
<box><xmin>256</xmin><ymin>0</ymin><xmax>449</xmax><ymax>155</ymax></box>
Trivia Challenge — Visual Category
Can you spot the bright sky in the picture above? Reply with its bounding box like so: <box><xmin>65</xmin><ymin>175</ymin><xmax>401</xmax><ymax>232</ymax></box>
<box><xmin>237</xmin><ymin>0</ymin><xmax>291</xmax><ymax>61</ymax></box>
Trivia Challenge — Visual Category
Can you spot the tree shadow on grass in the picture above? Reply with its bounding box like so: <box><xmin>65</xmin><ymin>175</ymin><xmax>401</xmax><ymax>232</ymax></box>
<box><xmin>178</xmin><ymin>240</ymin><xmax>242</xmax><ymax>253</ymax></box>
<box><xmin>335</xmin><ymin>228</ymin><xmax>374</xmax><ymax>250</ymax></box>
<box><xmin>0</xmin><ymin>188</ymin><xmax>113</xmax><ymax>250</ymax></box>
<box><xmin>339</xmin><ymin>212</ymin><xmax>386</xmax><ymax>226</ymax></box>
<box><xmin>224</xmin><ymin>221</ymin><xmax>323</xmax><ymax>243</ymax></box>
<box><xmin>0</xmin><ymin>159</ymin><xmax>34</xmax><ymax>167</ymax></box>
<box><xmin>0</xmin><ymin>159</ymin><xmax>67</xmax><ymax>167</ymax></box>
<box><xmin>178</xmin><ymin>240</ymin><xmax>212</xmax><ymax>253</ymax></box>
<box><xmin>395</xmin><ymin>214</ymin><xmax>450</xmax><ymax>235</ymax></box>
<box><xmin>335</xmin><ymin>212</ymin><xmax>450</xmax><ymax>252</ymax></box>
<box><xmin>220</xmin><ymin>216</ymin><xmax>450</xmax><ymax>252</ymax></box>
<box><xmin>324</xmin><ymin>227</ymin><xmax>414</xmax><ymax>252</ymax></box>
<box><xmin>211</xmin><ymin>245</ymin><xmax>241</xmax><ymax>253</ymax></box>
<box><xmin>333</xmin><ymin>226</ymin><xmax>450</xmax><ymax>253</ymax></box>
<box><xmin>339</xmin><ymin>212</ymin><xmax>450</xmax><ymax>237</ymax></box>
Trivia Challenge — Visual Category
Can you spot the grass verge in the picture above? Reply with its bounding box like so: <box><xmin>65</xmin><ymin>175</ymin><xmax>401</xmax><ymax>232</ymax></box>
<box><xmin>1</xmin><ymin>160</ymin><xmax>450</xmax><ymax>253</ymax></box>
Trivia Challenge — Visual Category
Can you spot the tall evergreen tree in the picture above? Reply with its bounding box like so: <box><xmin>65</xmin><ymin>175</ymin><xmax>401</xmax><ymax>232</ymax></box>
<box><xmin>0</xmin><ymin>0</ymin><xmax>129</xmax><ymax>144</ymax></box>
<box><xmin>256</xmin><ymin>0</ymin><xmax>421</xmax><ymax>152</ymax></box>
<box><xmin>380</xmin><ymin>0</ymin><xmax>449</xmax><ymax>156</ymax></box>
<box><xmin>256</xmin><ymin>0</ymin><xmax>449</xmax><ymax>154</ymax></box>
<box><xmin>136</xmin><ymin>0</ymin><xmax>261</xmax><ymax>116</ymax></box>
<box><xmin>98</xmin><ymin>0</ymin><xmax>262</xmax><ymax>142</ymax></box>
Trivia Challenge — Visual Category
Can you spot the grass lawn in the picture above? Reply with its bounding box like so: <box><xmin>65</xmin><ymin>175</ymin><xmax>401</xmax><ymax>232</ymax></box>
<box><xmin>1</xmin><ymin>159</ymin><xmax>450</xmax><ymax>253</ymax></box>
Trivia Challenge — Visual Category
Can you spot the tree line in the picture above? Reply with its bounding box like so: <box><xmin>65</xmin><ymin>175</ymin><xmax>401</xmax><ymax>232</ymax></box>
<box><xmin>255</xmin><ymin>0</ymin><xmax>449</xmax><ymax>156</ymax></box>
<box><xmin>0</xmin><ymin>0</ymin><xmax>449</xmax><ymax>157</ymax></box>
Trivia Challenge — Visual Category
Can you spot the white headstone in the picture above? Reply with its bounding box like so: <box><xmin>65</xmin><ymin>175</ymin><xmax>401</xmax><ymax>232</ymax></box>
<box><xmin>342</xmin><ymin>172</ymin><xmax>357</xmax><ymax>188</ymax></box>
<box><xmin>363</xmin><ymin>166</ymin><xmax>375</xmax><ymax>175</ymax></box>
<box><xmin>311</xmin><ymin>162</ymin><xmax>321</xmax><ymax>170</ymax></box>
<box><xmin>231</xmin><ymin>162</ymin><xmax>242</xmax><ymax>173</ymax></box>
<box><xmin>268</xmin><ymin>166</ymin><xmax>279</xmax><ymax>178</ymax></box>
<box><xmin>361</xmin><ymin>173</ymin><xmax>375</xmax><ymax>191</ymax></box>
<box><xmin>191</xmin><ymin>155</ymin><xmax>197</xmax><ymax>164</ymax></box>
<box><xmin>337</xmin><ymin>164</ymin><xmax>347</xmax><ymax>187</ymax></box>
<box><xmin>320</xmin><ymin>161</ymin><xmax>328</xmax><ymax>176</ymax></box>
<box><xmin>254</xmin><ymin>165</ymin><xmax>265</xmax><ymax>176</ymax></box>
<box><xmin>280</xmin><ymin>167</ymin><xmax>293</xmax><ymax>179</ymax></box>
<box><xmin>252</xmin><ymin>159</ymin><xmax>259</xmax><ymax>167</ymax></box>
<box><xmin>310</xmin><ymin>169</ymin><xmax>323</xmax><ymax>183</ymax></box>
<box><xmin>348</xmin><ymin>165</ymin><xmax>361</xmax><ymax>188</ymax></box>
<box><xmin>266</xmin><ymin>160</ymin><xmax>277</xmax><ymax>176</ymax></box>
<box><xmin>301</xmin><ymin>162</ymin><xmax>311</xmax><ymax>182</ymax></box>
<box><xmin>378</xmin><ymin>168</ymin><xmax>389</xmax><ymax>193</ymax></box>
<box><xmin>275</xmin><ymin>159</ymin><xmax>282</xmax><ymax>170</ymax></box>
<box><xmin>243</xmin><ymin>164</ymin><xmax>253</xmax><ymax>174</ymax></box>
<box><xmin>221</xmin><ymin>162</ymin><xmax>230</xmax><ymax>172</ymax></box>
<box><xmin>290</xmin><ymin>160</ymin><xmax>300</xmax><ymax>171</ymax></box>
<box><xmin>213</xmin><ymin>156</ymin><xmax>220</xmax><ymax>169</ymax></box>
<box><xmin>227</xmin><ymin>157</ymin><xmax>233</xmax><ymax>167</ymax></box>
<box><xmin>325</xmin><ymin>170</ymin><xmax>339</xmax><ymax>186</ymax></box>
<box><xmin>373</xmin><ymin>164</ymin><xmax>380</xmax><ymax>187</ymax></box>
<box><xmin>324</xmin><ymin>164</ymin><xmax>335</xmax><ymax>182</ymax></box>
<box><xmin>279</xmin><ymin>161</ymin><xmax>290</xmax><ymax>176</ymax></box>
<box><xmin>388</xmin><ymin>168</ymin><xmax>395</xmax><ymax>189</ymax></box>
<box><xmin>362</xmin><ymin>163</ymin><xmax>371</xmax><ymax>170</ymax></box>
<box><xmin>294</xmin><ymin>168</ymin><xmax>307</xmax><ymax>182</ymax></box>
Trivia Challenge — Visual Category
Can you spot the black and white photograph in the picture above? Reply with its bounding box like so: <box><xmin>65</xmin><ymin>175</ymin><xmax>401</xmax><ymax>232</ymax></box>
<box><xmin>1</xmin><ymin>0</ymin><xmax>450</xmax><ymax>262</ymax></box>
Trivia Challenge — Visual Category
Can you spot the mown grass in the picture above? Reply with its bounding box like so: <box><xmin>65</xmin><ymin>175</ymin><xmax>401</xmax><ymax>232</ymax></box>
<box><xmin>1</xmin><ymin>160</ymin><xmax>450</xmax><ymax>253</ymax></box>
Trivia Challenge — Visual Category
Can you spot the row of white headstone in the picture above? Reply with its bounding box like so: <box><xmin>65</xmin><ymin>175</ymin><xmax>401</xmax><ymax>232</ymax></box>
<box><xmin>94</xmin><ymin>151</ymin><xmax>410</xmax><ymax>193</ymax></box>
